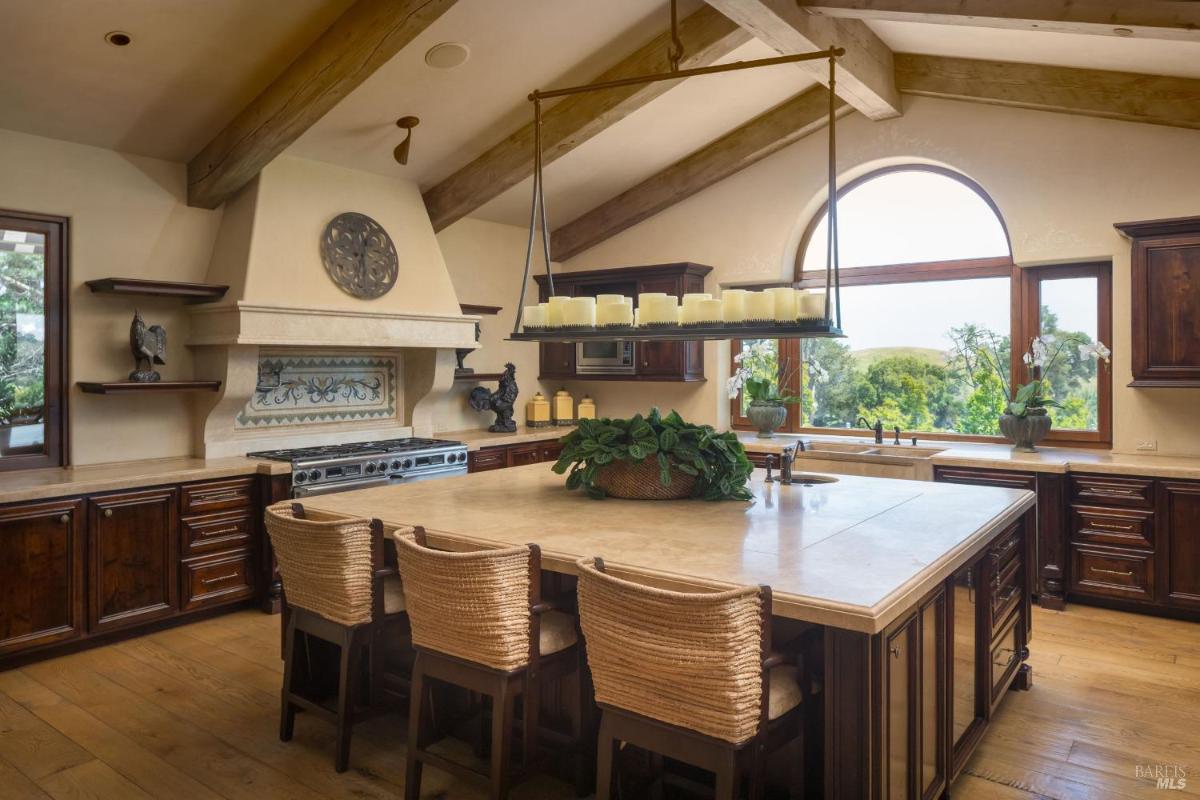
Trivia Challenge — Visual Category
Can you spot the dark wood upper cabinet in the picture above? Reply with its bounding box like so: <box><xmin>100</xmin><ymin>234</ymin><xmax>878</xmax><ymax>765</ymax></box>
<box><xmin>533</xmin><ymin>263</ymin><xmax>710</xmax><ymax>382</ymax></box>
<box><xmin>88</xmin><ymin>487</ymin><xmax>179</xmax><ymax>634</ymax></box>
<box><xmin>1116</xmin><ymin>216</ymin><xmax>1200</xmax><ymax>387</ymax></box>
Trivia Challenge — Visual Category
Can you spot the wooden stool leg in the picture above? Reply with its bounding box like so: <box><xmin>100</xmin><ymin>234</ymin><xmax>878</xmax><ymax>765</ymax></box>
<box><xmin>595</xmin><ymin>712</ymin><xmax>617</xmax><ymax>800</ymax></box>
<box><xmin>334</xmin><ymin>630</ymin><xmax>361</xmax><ymax>773</ymax></box>
<box><xmin>750</xmin><ymin>739</ymin><xmax>767</xmax><ymax>800</ymax></box>
<box><xmin>522</xmin><ymin>673</ymin><xmax>539</xmax><ymax>769</ymax></box>
<box><xmin>279</xmin><ymin>615</ymin><xmax>297</xmax><ymax>742</ymax></box>
<box><xmin>490</xmin><ymin>679</ymin><xmax>514</xmax><ymax>800</ymax></box>
<box><xmin>405</xmin><ymin>655</ymin><xmax>426</xmax><ymax>800</ymax></box>
<box><xmin>649</xmin><ymin>753</ymin><xmax>665</xmax><ymax>800</ymax></box>
<box><xmin>713</xmin><ymin>750</ymin><xmax>738</xmax><ymax>800</ymax></box>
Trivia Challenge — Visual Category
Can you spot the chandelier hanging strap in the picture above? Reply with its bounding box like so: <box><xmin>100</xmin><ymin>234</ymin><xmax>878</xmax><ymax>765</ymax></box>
<box><xmin>824</xmin><ymin>51</ymin><xmax>840</xmax><ymax>327</ymax></box>
<box><xmin>513</xmin><ymin>98</ymin><xmax>553</xmax><ymax>334</ymax></box>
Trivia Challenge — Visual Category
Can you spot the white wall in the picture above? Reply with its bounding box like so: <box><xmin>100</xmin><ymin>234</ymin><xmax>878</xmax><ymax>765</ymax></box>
<box><xmin>0</xmin><ymin>129</ymin><xmax>222</xmax><ymax>465</ymax></box>
<box><xmin>558</xmin><ymin>96</ymin><xmax>1200</xmax><ymax>457</ymax></box>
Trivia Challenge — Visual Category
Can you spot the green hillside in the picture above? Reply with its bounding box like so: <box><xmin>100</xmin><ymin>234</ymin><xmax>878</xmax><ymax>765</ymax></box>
<box><xmin>850</xmin><ymin>347</ymin><xmax>948</xmax><ymax>370</ymax></box>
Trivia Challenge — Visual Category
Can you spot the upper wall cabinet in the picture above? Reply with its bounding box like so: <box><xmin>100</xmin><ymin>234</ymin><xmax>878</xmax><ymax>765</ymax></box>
<box><xmin>1116</xmin><ymin>217</ymin><xmax>1200</xmax><ymax>387</ymax></box>
<box><xmin>533</xmin><ymin>263</ymin><xmax>711</xmax><ymax>383</ymax></box>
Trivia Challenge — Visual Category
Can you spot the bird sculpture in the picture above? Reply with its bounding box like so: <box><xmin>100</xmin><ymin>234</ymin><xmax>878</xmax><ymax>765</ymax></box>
<box><xmin>128</xmin><ymin>310</ymin><xmax>166</xmax><ymax>382</ymax></box>
<box><xmin>468</xmin><ymin>362</ymin><xmax>518</xmax><ymax>433</ymax></box>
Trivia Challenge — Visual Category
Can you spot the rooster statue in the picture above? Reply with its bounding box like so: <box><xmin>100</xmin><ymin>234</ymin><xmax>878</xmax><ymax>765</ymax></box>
<box><xmin>128</xmin><ymin>310</ymin><xmax>166</xmax><ymax>382</ymax></box>
<box><xmin>468</xmin><ymin>362</ymin><xmax>518</xmax><ymax>433</ymax></box>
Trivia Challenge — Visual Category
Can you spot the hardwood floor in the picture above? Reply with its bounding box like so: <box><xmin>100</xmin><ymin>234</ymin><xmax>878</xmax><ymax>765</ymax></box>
<box><xmin>0</xmin><ymin>604</ymin><xmax>1195</xmax><ymax>799</ymax></box>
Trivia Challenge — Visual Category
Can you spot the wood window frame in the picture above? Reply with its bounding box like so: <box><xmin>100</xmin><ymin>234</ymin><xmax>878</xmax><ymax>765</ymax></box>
<box><xmin>1015</xmin><ymin>261</ymin><xmax>1113</xmax><ymax>447</ymax></box>
<box><xmin>0</xmin><ymin>209</ymin><xmax>69</xmax><ymax>471</ymax></box>
<box><xmin>729</xmin><ymin>338</ymin><xmax>803</xmax><ymax>433</ymax></box>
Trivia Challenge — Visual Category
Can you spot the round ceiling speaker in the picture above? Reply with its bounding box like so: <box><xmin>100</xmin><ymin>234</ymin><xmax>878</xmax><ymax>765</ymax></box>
<box><xmin>105</xmin><ymin>31</ymin><xmax>132</xmax><ymax>47</ymax></box>
<box><xmin>424</xmin><ymin>42</ymin><xmax>470</xmax><ymax>69</ymax></box>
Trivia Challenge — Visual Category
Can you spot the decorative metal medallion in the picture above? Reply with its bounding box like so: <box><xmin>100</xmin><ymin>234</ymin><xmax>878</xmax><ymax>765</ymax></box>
<box><xmin>320</xmin><ymin>212</ymin><xmax>399</xmax><ymax>299</ymax></box>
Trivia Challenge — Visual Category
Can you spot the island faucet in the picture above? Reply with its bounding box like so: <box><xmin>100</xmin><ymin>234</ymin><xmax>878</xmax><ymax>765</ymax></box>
<box><xmin>856</xmin><ymin>416</ymin><xmax>884</xmax><ymax>445</ymax></box>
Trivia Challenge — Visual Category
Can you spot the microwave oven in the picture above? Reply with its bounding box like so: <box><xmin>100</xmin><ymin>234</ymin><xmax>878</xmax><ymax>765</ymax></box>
<box><xmin>576</xmin><ymin>340</ymin><xmax>636</xmax><ymax>374</ymax></box>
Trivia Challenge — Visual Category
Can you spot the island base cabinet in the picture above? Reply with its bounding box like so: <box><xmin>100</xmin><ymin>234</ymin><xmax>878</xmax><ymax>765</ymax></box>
<box><xmin>0</xmin><ymin>498</ymin><xmax>84</xmax><ymax>658</ymax></box>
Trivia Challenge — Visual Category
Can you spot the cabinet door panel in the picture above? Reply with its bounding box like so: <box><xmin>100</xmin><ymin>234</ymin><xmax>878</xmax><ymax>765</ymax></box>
<box><xmin>918</xmin><ymin>589</ymin><xmax>946</xmax><ymax>800</ymax></box>
<box><xmin>883</xmin><ymin>612</ymin><xmax>917</xmax><ymax>800</ymax></box>
<box><xmin>1140</xmin><ymin>237</ymin><xmax>1200</xmax><ymax>380</ymax></box>
<box><xmin>89</xmin><ymin>488</ymin><xmax>178</xmax><ymax>634</ymax></box>
<box><xmin>468</xmin><ymin>447</ymin><xmax>508</xmax><ymax>473</ymax></box>
<box><xmin>1162</xmin><ymin>481</ymin><xmax>1200</xmax><ymax>608</ymax></box>
<box><xmin>0</xmin><ymin>499</ymin><xmax>84</xmax><ymax>656</ymax></box>
<box><xmin>508</xmin><ymin>443</ymin><xmax>543</xmax><ymax>467</ymax></box>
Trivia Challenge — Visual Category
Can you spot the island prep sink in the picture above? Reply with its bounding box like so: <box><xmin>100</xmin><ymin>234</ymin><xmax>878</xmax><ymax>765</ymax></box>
<box><xmin>789</xmin><ymin>473</ymin><xmax>839</xmax><ymax>484</ymax></box>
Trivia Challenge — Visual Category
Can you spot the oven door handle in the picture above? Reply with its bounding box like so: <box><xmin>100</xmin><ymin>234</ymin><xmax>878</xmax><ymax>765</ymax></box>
<box><xmin>292</xmin><ymin>475</ymin><xmax>393</xmax><ymax>497</ymax></box>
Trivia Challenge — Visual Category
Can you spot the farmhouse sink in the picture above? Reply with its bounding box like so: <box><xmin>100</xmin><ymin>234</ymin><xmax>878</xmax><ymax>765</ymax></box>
<box><xmin>794</xmin><ymin>440</ymin><xmax>946</xmax><ymax>464</ymax></box>
<box><xmin>870</xmin><ymin>445</ymin><xmax>947</xmax><ymax>458</ymax></box>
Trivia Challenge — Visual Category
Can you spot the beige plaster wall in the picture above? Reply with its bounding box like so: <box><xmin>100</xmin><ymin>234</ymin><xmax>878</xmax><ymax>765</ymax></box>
<box><xmin>0</xmin><ymin>128</ymin><xmax>222</xmax><ymax>465</ymax></box>
<box><xmin>559</xmin><ymin>96</ymin><xmax>1200</xmax><ymax>457</ymax></box>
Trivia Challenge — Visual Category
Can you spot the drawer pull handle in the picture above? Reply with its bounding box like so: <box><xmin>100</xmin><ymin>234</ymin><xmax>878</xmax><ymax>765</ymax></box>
<box><xmin>59</xmin><ymin>514</ymin><xmax>70</xmax><ymax>524</ymax></box>
<box><xmin>991</xmin><ymin>538</ymin><xmax>1019</xmax><ymax>559</ymax></box>
<box><xmin>198</xmin><ymin>492</ymin><xmax>244</xmax><ymax>503</ymax></box>
<box><xmin>103</xmin><ymin>508</ymin><xmax>113</xmax><ymax>518</ymax></box>
<box><xmin>1086</xmin><ymin>487</ymin><xmax>1138</xmax><ymax>497</ymax></box>
<box><xmin>1091</xmin><ymin>566</ymin><xmax>1134</xmax><ymax>577</ymax></box>
<box><xmin>1087</xmin><ymin>521</ymin><xmax>1136</xmax><ymax>532</ymax></box>
<box><xmin>997</xmin><ymin>586</ymin><xmax>1020</xmax><ymax>605</ymax></box>
<box><xmin>200</xmin><ymin>526</ymin><xmax>241</xmax><ymax>538</ymax></box>
<box><xmin>201</xmin><ymin>572</ymin><xmax>240</xmax><ymax>585</ymax></box>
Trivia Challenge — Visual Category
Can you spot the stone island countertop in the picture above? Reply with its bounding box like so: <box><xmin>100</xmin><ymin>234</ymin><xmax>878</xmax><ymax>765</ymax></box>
<box><xmin>297</xmin><ymin>464</ymin><xmax>1034</xmax><ymax>634</ymax></box>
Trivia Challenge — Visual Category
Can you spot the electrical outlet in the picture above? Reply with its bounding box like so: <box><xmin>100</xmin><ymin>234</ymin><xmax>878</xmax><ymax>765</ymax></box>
<box><xmin>1136</xmin><ymin>440</ymin><xmax>1158</xmax><ymax>452</ymax></box>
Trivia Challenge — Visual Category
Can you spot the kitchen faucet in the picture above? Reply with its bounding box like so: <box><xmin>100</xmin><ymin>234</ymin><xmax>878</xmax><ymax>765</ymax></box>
<box><xmin>856</xmin><ymin>416</ymin><xmax>884</xmax><ymax>445</ymax></box>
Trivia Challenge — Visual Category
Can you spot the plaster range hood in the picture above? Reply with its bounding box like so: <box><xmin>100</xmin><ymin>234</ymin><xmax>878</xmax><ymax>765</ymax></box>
<box><xmin>187</xmin><ymin>157</ymin><xmax>478</xmax><ymax>458</ymax></box>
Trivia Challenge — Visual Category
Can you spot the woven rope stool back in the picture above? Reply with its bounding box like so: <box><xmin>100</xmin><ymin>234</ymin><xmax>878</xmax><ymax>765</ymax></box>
<box><xmin>264</xmin><ymin>502</ymin><xmax>384</xmax><ymax>627</ymax></box>
<box><xmin>576</xmin><ymin>556</ymin><xmax>765</xmax><ymax>744</ymax></box>
<box><xmin>394</xmin><ymin>532</ymin><xmax>533</xmax><ymax>671</ymax></box>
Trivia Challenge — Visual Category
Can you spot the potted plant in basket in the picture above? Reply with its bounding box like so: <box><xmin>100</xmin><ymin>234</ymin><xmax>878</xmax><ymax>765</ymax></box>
<box><xmin>956</xmin><ymin>331</ymin><xmax>1111</xmax><ymax>452</ymax></box>
<box><xmin>727</xmin><ymin>341</ymin><xmax>801</xmax><ymax>439</ymax></box>
<box><xmin>552</xmin><ymin>408</ymin><xmax>754</xmax><ymax>501</ymax></box>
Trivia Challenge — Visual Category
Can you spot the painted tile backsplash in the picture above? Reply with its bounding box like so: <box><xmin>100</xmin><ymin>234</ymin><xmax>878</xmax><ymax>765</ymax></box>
<box><xmin>236</xmin><ymin>352</ymin><xmax>398</xmax><ymax>428</ymax></box>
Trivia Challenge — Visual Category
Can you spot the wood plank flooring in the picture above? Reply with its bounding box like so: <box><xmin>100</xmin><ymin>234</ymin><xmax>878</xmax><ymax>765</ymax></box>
<box><xmin>0</xmin><ymin>604</ymin><xmax>1195</xmax><ymax>799</ymax></box>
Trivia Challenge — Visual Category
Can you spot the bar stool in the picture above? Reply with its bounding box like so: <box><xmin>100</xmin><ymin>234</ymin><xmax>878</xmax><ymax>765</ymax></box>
<box><xmin>264</xmin><ymin>502</ymin><xmax>411</xmax><ymax>772</ymax></box>
<box><xmin>394</xmin><ymin>528</ymin><xmax>586</xmax><ymax>800</ymax></box>
<box><xmin>576</xmin><ymin>556</ymin><xmax>810</xmax><ymax>800</ymax></box>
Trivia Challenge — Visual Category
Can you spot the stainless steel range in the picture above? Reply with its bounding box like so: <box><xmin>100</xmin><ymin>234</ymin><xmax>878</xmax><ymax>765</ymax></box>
<box><xmin>247</xmin><ymin>437</ymin><xmax>469</xmax><ymax>497</ymax></box>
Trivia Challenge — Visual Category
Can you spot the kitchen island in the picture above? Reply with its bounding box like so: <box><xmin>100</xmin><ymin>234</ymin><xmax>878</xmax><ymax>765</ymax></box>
<box><xmin>301</xmin><ymin>465</ymin><xmax>1036</xmax><ymax>799</ymax></box>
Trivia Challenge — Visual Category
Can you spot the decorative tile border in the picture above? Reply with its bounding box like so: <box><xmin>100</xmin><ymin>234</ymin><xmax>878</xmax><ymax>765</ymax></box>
<box><xmin>235</xmin><ymin>352</ymin><xmax>397</xmax><ymax>428</ymax></box>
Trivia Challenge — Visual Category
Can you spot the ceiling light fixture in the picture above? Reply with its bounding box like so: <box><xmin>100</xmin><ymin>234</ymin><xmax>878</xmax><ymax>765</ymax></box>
<box><xmin>425</xmin><ymin>42</ymin><xmax>470</xmax><ymax>69</ymax></box>
<box><xmin>393</xmin><ymin>116</ymin><xmax>420</xmax><ymax>165</ymax></box>
<box><xmin>507</xmin><ymin>0</ymin><xmax>845</xmax><ymax>344</ymax></box>
<box><xmin>104</xmin><ymin>31</ymin><xmax>132</xmax><ymax>47</ymax></box>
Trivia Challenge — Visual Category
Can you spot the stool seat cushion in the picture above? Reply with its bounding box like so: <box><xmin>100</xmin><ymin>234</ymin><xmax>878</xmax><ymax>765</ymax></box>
<box><xmin>383</xmin><ymin>574</ymin><xmax>406</xmax><ymax>615</ymax></box>
<box><xmin>539</xmin><ymin>610</ymin><xmax>578</xmax><ymax>656</ymax></box>
<box><xmin>768</xmin><ymin>665</ymin><xmax>803</xmax><ymax>720</ymax></box>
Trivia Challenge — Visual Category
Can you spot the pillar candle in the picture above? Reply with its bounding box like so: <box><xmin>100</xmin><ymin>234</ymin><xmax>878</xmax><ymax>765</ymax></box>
<box><xmin>637</xmin><ymin>293</ymin><xmax>668</xmax><ymax>323</ymax></box>
<box><xmin>546</xmin><ymin>296</ymin><xmax>572</xmax><ymax>327</ymax></box>
<box><xmin>523</xmin><ymin>304</ymin><xmax>548</xmax><ymax>328</ymax></box>
<box><xmin>634</xmin><ymin>307</ymin><xmax>641</xmax><ymax>327</ymax></box>
<box><xmin>680</xmin><ymin>293</ymin><xmax>713</xmax><ymax>324</ymax></box>
<box><xmin>767</xmin><ymin>287</ymin><xmax>798</xmax><ymax>321</ymax></box>
<box><xmin>562</xmin><ymin>296</ymin><xmax>596</xmax><ymax>327</ymax></box>
<box><xmin>744</xmin><ymin>290</ymin><xmax>774</xmax><ymax>322</ymax></box>
<box><xmin>597</xmin><ymin>298</ymin><xmax>634</xmax><ymax>326</ymax></box>
<box><xmin>655</xmin><ymin>295</ymin><xmax>679</xmax><ymax>325</ymax></box>
<box><xmin>595</xmin><ymin>294</ymin><xmax>624</xmax><ymax>307</ymax></box>
<box><xmin>721</xmin><ymin>289</ymin><xmax>748</xmax><ymax>323</ymax></box>
<box><xmin>696</xmin><ymin>298</ymin><xmax>724</xmax><ymax>323</ymax></box>
<box><xmin>797</xmin><ymin>291</ymin><xmax>827</xmax><ymax>321</ymax></box>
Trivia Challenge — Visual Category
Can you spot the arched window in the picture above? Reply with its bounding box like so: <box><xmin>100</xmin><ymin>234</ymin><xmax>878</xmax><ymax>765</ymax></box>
<box><xmin>731</xmin><ymin>165</ymin><xmax>1111</xmax><ymax>445</ymax></box>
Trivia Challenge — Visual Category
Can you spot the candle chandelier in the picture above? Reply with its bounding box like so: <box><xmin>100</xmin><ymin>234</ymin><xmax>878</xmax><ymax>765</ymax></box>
<box><xmin>509</xmin><ymin>2</ymin><xmax>845</xmax><ymax>343</ymax></box>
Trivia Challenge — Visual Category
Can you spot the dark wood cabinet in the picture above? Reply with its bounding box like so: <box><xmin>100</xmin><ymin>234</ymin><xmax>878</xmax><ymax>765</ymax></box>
<box><xmin>948</xmin><ymin>560</ymin><xmax>985</xmax><ymax>778</ymax></box>
<box><xmin>508</xmin><ymin>442</ymin><xmax>545</xmax><ymax>467</ymax></box>
<box><xmin>1160</xmin><ymin>480</ymin><xmax>1200</xmax><ymax>610</ymax></box>
<box><xmin>1116</xmin><ymin>216</ymin><xmax>1200</xmax><ymax>387</ymax></box>
<box><xmin>0</xmin><ymin>498</ymin><xmax>85</xmax><ymax>658</ymax></box>
<box><xmin>88</xmin><ymin>488</ymin><xmax>179</xmax><ymax>634</ymax></box>
<box><xmin>467</xmin><ymin>437</ymin><xmax>565</xmax><ymax>473</ymax></box>
<box><xmin>534</xmin><ymin>263</ymin><xmax>710</xmax><ymax>382</ymax></box>
<box><xmin>468</xmin><ymin>445</ymin><xmax>511</xmax><ymax>473</ymax></box>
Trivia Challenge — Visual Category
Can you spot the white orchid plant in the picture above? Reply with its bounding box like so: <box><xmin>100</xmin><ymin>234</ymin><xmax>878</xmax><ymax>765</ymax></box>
<box><xmin>727</xmin><ymin>340</ymin><xmax>802</xmax><ymax>405</ymax></box>
<box><xmin>1009</xmin><ymin>334</ymin><xmax>1111</xmax><ymax>417</ymax></box>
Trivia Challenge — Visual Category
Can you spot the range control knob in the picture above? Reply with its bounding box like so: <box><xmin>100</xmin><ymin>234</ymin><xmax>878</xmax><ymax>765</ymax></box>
<box><xmin>456</xmin><ymin>452</ymin><xmax>466</xmax><ymax>462</ymax></box>
<box><xmin>307</xmin><ymin>469</ymin><xmax>321</xmax><ymax>482</ymax></box>
<box><xmin>365</xmin><ymin>462</ymin><xmax>377</xmax><ymax>474</ymax></box>
<box><xmin>402</xmin><ymin>458</ymin><xmax>414</xmax><ymax>469</ymax></box>
<box><xmin>294</xmin><ymin>471</ymin><xmax>307</xmax><ymax>483</ymax></box>
<box><xmin>391</xmin><ymin>460</ymin><xmax>402</xmax><ymax>472</ymax></box>
<box><xmin>379</xmin><ymin>460</ymin><xmax>390</xmax><ymax>472</ymax></box>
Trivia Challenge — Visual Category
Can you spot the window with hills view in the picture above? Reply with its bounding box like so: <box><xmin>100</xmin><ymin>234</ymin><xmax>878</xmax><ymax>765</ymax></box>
<box><xmin>733</xmin><ymin>166</ymin><xmax>1111</xmax><ymax>445</ymax></box>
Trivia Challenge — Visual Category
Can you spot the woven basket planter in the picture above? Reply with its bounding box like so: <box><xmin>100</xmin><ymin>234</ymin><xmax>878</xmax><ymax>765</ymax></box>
<box><xmin>592</xmin><ymin>457</ymin><xmax>696</xmax><ymax>500</ymax></box>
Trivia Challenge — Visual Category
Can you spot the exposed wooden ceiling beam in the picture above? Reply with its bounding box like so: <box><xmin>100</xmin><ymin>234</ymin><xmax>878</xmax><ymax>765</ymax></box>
<box><xmin>801</xmin><ymin>1</ymin><xmax>1200</xmax><ymax>42</ymax></box>
<box><xmin>703</xmin><ymin>0</ymin><xmax>900</xmax><ymax>120</ymax></box>
<box><xmin>422</xmin><ymin>6</ymin><xmax>750</xmax><ymax>232</ymax></box>
<box><xmin>896</xmin><ymin>53</ymin><xmax>1200</xmax><ymax>130</ymax></box>
<box><xmin>551</xmin><ymin>88</ymin><xmax>849</xmax><ymax>262</ymax></box>
<box><xmin>187</xmin><ymin>0</ymin><xmax>457</xmax><ymax>210</ymax></box>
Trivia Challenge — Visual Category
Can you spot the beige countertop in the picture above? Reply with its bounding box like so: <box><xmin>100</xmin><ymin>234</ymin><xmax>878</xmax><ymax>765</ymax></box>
<box><xmin>298</xmin><ymin>465</ymin><xmax>1034</xmax><ymax>633</ymax></box>
<box><xmin>0</xmin><ymin>456</ymin><xmax>288</xmax><ymax>505</ymax></box>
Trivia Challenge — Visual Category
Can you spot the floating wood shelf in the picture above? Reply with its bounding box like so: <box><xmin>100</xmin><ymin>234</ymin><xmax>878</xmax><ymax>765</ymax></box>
<box><xmin>460</xmin><ymin>303</ymin><xmax>503</xmax><ymax>316</ymax></box>
<box><xmin>85</xmin><ymin>277</ymin><xmax>230</xmax><ymax>303</ymax></box>
<box><xmin>454</xmin><ymin>372</ymin><xmax>505</xmax><ymax>382</ymax></box>
<box><xmin>509</xmin><ymin>321</ymin><xmax>843</xmax><ymax>343</ymax></box>
<box><xmin>78</xmin><ymin>381</ymin><xmax>222</xmax><ymax>394</ymax></box>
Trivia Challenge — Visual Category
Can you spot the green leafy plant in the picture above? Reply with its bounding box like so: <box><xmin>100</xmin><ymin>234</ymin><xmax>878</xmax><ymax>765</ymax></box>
<box><xmin>552</xmin><ymin>408</ymin><xmax>754</xmax><ymax>501</ymax></box>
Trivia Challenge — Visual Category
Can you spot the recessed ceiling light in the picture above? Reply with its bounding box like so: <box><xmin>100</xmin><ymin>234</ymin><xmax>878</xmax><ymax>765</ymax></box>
<box><xmin>424</xmin><ymin>42</ymin><xmax>470</xmax><ymax>69</ymax></box>
<box><xmin>104</xmin><ymin>30</ymin><xmax>132</xmax><ymax>47</ymax></box>
<box><xmin>1113</xmin><ymin>27</ymin><xmax>1134</xmax><ymax>37</ymax></box>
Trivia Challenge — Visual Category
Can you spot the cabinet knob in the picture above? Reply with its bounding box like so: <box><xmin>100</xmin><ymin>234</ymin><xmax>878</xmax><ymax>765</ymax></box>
<box><xmin>103</xmin><ymin>508</ymin><xmax>113</xmax><ymax>518</ymax></box>
<box><xmin>890</xmin><ymin>646</ymin><xmax>901</xmax><ymax>659</ymax></box>
<box><xmin>59</xmin><ymin>514</ymin><xmax>70</xmax><ymax>524</ymax></box>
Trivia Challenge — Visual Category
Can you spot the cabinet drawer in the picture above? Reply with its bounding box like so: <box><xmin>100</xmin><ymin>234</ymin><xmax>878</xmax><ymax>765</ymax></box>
<box><xmin>933</xmin><ymin>467</ymin><xmax>1036</xmax><ymax>492</ymax></box>
<box><xmin>989</xmin><ymin>559</ymin><xmax>1022</xmax><ymax>637</ymax></box>
<box><xmin>1070</xmin><ymin>544</ymin><xmax>1155</xmax><ymax>602</ymax></box>
<box><xmin>181</xmin><ymin>478</ymin><xmax>255</xmax><ymax>515</ymax></box>
<box><xmin>1071</xmin><ymin>505</ymin><xmax>1154</xmax><ymax>550</ymax></box>
<box><xmin>987</xmin><ymin>524</ymin><xmax>1023</xmax><ymax>575</ymax></box>
<box><xmin>182</xmin><ymin>512</ymin><xmax>252</xmax><ymax>556</ymax></box>
<box><xmin>988</xmin><ymin>612</ymin><xmax>1021</xmax><ymax>709</ymax></box>
<box><xmin>1070</xmin><ymin>475</ymin><xmax>1154</xmax><ymax>509</ymax></box>
<box><xmin>539</xmin><ymin>441</ymin><xmax>564</xmax><ymax>463</ymax></box>
<box><xmin>508</xmin><ymin>442</ymin><xmax>544</xmax><ymax>467</ymax></box>
<box><xmin>181</xmin><ymin>551</ymin><xmax>255</xmax><ymax>612</ymax></box>
<box><xmin>469</xmin><ymin>447</ymin><xmax>508</xmax><ymax>473</ymax></box>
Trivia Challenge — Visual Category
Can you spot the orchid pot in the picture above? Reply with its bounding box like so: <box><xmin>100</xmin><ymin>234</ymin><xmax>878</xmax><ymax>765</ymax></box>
<box><xmin>999</xmin><ymin>409</ymin><xmax>1052</xmax><ymax>453</ymax></box>
<box><xmin>747</xmin><ymin>401</ymin><xmax>788</xmax><ymax>439</ymax></box>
